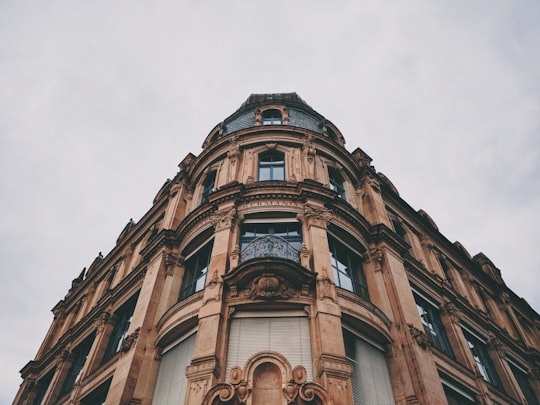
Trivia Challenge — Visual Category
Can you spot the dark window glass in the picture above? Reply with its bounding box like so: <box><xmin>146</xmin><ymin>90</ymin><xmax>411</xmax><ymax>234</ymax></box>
<box><xmin>102</xmin><ymin>293</ymin><xmax>139</xmax><ymax>363</ymax></box>
<box><xmin>509</xmin><ymin>363</ymin><xmax>539</xmax><ymax>405</ymax></box>
<box><xmin>413</xmin><ymin>293</ymin><xmax>454</xmax><ymax>357</ymax></box>
<box><xmin>59</xmin><ymin>333</ymin><xmax>95</xmax><ymax>397</ymax></box>
<box><xmin>179</xmin><ymin>240</ymin><xmax>214</xmax><ymax>300</ymax></box>
<box><xmin>32</xmin><ymin>368</ymin><xmax>55</xmax><ymax>405</ymax></box>
<box><xmin>462</xmin><ymin>329</ymin><xmax>502</xmax><ymax>389</ymax></box>
<box><xmin>240</xmin><ymin>223</ymin><xmax>302</xmax><ymax>252</ymax></box>
<box><xmin>328</xmin><ymin>166</ymin><xmax>346</xmax><ymax>200</ymax></box>
<box><xmin>261</xmin><ymin>109</ymin><xmax>282</xmax><ymax>125</ymax></box>
<box><xmin>258</xmin><ymin>151</ymin><xmax>285</xmax><ymax>181</ymax></box>
<box><xmin>328</xmin><ymin>236</ymin><xmax>369</xmax><ymax>300</ymax></box>
<box><xmin>443</xmin><ymin>385</ymin><xmax>476</xmax><ymax>405</ymax></box>
<box><xmin>201</xmin><ymin>171</ymin><xmax>217</xmax><ymax>204</ymax></box>
<box><xmin>80</xmin><ymin>379</ymin><xmax>111</xmax><ymax>405</ymax></box>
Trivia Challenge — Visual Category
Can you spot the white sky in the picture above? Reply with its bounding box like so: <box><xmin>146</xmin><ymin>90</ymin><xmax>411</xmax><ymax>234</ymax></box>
<box><xmin>1</xmin><ymin>1</ymin><xmax>539</xmax><ymax>402</ymax></box>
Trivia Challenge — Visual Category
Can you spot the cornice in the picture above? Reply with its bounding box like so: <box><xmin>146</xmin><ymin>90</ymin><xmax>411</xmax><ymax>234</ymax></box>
<box><xmin>369</xmin><ymin>223</ymin><xmax>411</xmax><ymax>256</ymax></box>
<box><xmin>139</xmin><ymin>229</ymin><xmax>176</xmax><ymax>260</ymax></box>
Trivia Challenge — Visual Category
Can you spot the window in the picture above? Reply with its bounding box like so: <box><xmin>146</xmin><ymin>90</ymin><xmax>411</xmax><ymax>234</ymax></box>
<box><xmin>240</xmin><ymin>222</ymin><xmax>302</xmax><ymax>263</ymax></box>
<box><xmin>153</xmin><ymin>332</ymin><xmax>197</xmax><ymax>405</ymax></box>
<box><xmin>343</xmin><ymin>329</ymin><xmax>395</xmax><ymax>404</ymax></box>
<box><xmin>102</xmin><ymin>292</ymin><xmax>139</xmax><ymax>363</ymax></box>
<box><xmin>258</xmin><ymin>151</ymin><xmax>285</xmax><ymax>181</ymax></box>
<box><xmin>328</xmin><ymin>236</ymin><xmax>369</xmax><ymax>300</ymax></box>
<box><xmin>80</xmin><ymin>379</ymin><xmax>111</xmax><ymax>405</ymax></box>
<box><xmin>179</xmin><ymin>240</ymin><xmax>214</xmax><ymax>300</ymax></box>
<box><xmin>261</xmin><ymin>109</ymin><xmax>282</xmax><ymax>125</ymax></box>
<box><xmin>200</xmin><ymin>170</ymin><xmax>217</xmax><ymax>204</ymax></box>
<box><xmin>442</xmin><ymin>383</ymin><xmax>476</xmax><ymax>405</ymax></box>
<box><xmin>328</xmin><ymin>166</ymin><xmax>346</xmax><ymax>200</ymax></box>
<box><xmin>413</xmin><ymin>293</ymin><xmax>453</xmax><ymax>357</ymax></box>
<box><xmin>509</xmin><ymin>361</ymin><xmax>539</xmax><ymax>405</ymax></box>
<box><xmin>462</xmin><ymin>328</ymin><xmax>502</xmax><ymax>389</ymax></box>
<box><xmin>32</xmin><ymin>368</ymin><xmax>55</xmax><ymax>405</ymax></box>
<box><xmin>59</xmin><ymin>333</ymin><xmax>95</xmax><ymax>397</ymax></box>
<box><xmin>226</xmin><ymin>315</ymin><xmax>313</xmax><ymax>382</ymax></box>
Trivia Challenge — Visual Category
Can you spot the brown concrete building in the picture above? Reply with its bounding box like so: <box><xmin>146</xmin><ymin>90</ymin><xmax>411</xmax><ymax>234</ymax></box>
<box><xmin>15</xmin><ymin>93</ymin><xmax>540</xmax><ymax>404</ymax></box>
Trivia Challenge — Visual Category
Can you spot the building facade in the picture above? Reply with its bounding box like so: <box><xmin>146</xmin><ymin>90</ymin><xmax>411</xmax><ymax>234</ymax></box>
<box><xmin>15</xmin><ymin>93</ymin><xmax>540</xmax><ymax>405</ymax></box>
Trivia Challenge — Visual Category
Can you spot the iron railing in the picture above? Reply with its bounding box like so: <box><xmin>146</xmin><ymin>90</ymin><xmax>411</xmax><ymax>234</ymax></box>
<box><xmin>240</xmin><ymin>235</ymin><xmax>300</xmax><ymax>263</ymax></box>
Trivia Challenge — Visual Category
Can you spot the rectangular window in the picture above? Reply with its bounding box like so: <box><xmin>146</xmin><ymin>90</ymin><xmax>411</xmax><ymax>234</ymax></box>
<box><xmin>258</xmin><ymin>151</ymin><xmax>285</xmax><ymax>181</ymax></box>
<box><xmin>153</xmin><ymin>332</ymin><xmax>197</xmax><ymax>405</ymax></box>
<box><xmin>59</xmin><ymin>333</ymin><xmax>95</xmax><ymax>398</ymax></box>
<box><xmin>328</xmin><ymin>236</ymin><xmax>369</xmax><ymax>300</ymax></box>
<box><xmin>462</xmin><ymin>328</ymin><xmax>502</xmax><ymax>389</ymax></box>
<box><xmin>413</xmin><ymin>293</ymin><xmax>454</xmax><ymax>358</ymax></box>
<box><xmin>508</xmin><ymin>361</ymin><xmax>539</xmax><ymax>405</ymax></box>
<box><xmin>179</xmin><ymin>240</ymin><xmax>214</xmax><ymax>300</ymax></box>
<box><xmin>442</xmin><ymin>383</ymin><xmax>476</xmax><ymax>405</ymax></box>
<box><xmin>80</xmin><ymin>378</ymin><xmax>111</xmax><ymax>405</ymax></box>
<box><xmin>343</xmin><ymin>328</ymin><xmax>395</xmax><ymax>404</ymax></box>
<box><xmin>102</xmin><ymin>292</ymin><xmax>139</xmax><ymax>363</ymax></box>
<box><xmin>226</xmin><ymin>315</ymin><xmax>312</xmax><ymax>382</ymax></box>
<box><xmin>32</xmin><ymin>368</ymin><xmax>55</xmax><ymax>405</ymax></box>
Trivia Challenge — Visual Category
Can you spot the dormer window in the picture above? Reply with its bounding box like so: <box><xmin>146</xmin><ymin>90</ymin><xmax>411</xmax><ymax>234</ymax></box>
<box><xmin>261</xmin><ymin>109</ymin><xmax>282</xmax><ymax>125</ymax></box>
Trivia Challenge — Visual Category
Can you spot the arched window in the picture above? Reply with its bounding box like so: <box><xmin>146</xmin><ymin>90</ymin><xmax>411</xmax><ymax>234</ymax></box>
<box><xmin>258</xmin><ymin>151</ymin><xmax>285</xmax><ymax>181</ymax></box>
<box><xmin>261</xmin><ymin>109</ymin><xmax>282</xmax><ymax>125</ymax></box>
<box><xmin>200</xmin><ymin>170</ymin><xmax>216</xmax><ymax>204</ymax></box>
<box><xmin>328</xmin><ymin>235</ymin><xmax>369</xmax><ymax>300</ymax></box>
<box><xmin>328</xmin><ymin>166</ymin><xmax>346</xmax><ymax>200</ymax></box>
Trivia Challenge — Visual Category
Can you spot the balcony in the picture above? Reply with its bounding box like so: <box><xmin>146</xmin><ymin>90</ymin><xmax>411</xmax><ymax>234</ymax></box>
<box><xmin>240</xmin><ymin>235</ymin><xmax>300</xmax><ymax>264</ymax></box>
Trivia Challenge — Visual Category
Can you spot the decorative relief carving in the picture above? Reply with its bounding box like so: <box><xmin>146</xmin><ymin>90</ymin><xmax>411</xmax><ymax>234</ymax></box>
<box><xmin>361</xmin><ymin>175</ymin><xmax>381</xmax><ymax>193</ymax></box>
<box><xmin>303</xmin><ymin>204</ymin><xmax>332</xmax><ymax>228</ymax></box>
<box><xmin>248</xmin><ymin>274</ymin><xmax>295</xmax><ymax>300</ymax></box>
<box><xmin>201</xmin><ymin>364</ymin><xmax>325</xmax><ymax>405</ymax></box>
<box><xmin>317</xmin><ymin>267</ymin><xmax>336</xmax><ymax>302</ymax></box>
<box><xmin>408</xmin><ymin>324</ymin><xmax>431</xmax><ymax>349</ymax></box>
<box><xmin>120</xmin><ymin>327</ymin><xmax>141</xmax><ymax>352</ymax></box>
<box><xmin>442</xmin><ymin>301</ymin><xmax>462</xmax><ymax>324</ymax></box>
<box><xmin>211</xmin><ymin>207</ymin><xmax>237</xmax><ymax>231</ymax></box>
<box><xmin>369</xmin><ymin>248</ymin><xmax>384</xmax><ymax>272</ymax></box>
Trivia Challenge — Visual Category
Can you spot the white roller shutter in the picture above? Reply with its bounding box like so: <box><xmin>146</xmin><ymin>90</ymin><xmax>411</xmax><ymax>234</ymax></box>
<box><xmin>226</xmin><ymin>316</ymin><xmax>312</xmax><ymax>382</ymax></box>
<box><xmin>346</xmin><ymin>330</ymin><xmax>394</xmax><ymax>405</ymax></box>
<box><xmin>152</xmin><ymin>332</ymin><xmax>196</xmax><ymax>405</ymax></box>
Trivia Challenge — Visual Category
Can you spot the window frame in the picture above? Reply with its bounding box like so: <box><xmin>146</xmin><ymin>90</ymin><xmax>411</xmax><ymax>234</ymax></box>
<box><xmin>102</xmin><ymin>292</ymin><xmax>140</xmax><ymax>363</ymax></box>
<box><xmin>261</xmin><ymin>109</ymin><xmax>283</xmax><ymax>125</ymax></box>
<box><xmin>200</xmin><ymin>170</ymin><xmax>217</xmax><ymax>204</ymax></box>
<box><xmin>412</xmin><ymin>291</ymin><xmax>454</xmax><ymax>358</ymax></box>
<box><xmin>328</xmin><ymin>166</ymin><xmax>346</xmax><ymax>200</ymax></box>
<box><xmin>257</xmin><ymin>150</ymin><xmax>285</xmax><ymax>181</ymax></box>
<box><xmin>59</xmin><ymin>332</ymin><xmax>96</xmax><ymax>398</ymax></box>
<box><xmin>328</xmin><ymin>235</ymin><xmax>369</xmax><ymax>300</ymax></box>
<box><xmin>461</xmin><ymin>326</ymin><xmax>503</xmax><ymax>389</ymax></box>
<box><xmin>178</xmin><ymin>239</ymin><xmax>214</xmax><ymax>301</ymax></box>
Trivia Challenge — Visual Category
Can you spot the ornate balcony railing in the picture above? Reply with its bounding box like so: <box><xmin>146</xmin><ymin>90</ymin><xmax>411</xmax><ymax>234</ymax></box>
<box><xmin>240</xmin><ymin>235</ymin><xmax>300</xmax><ymax>264</ymax></box>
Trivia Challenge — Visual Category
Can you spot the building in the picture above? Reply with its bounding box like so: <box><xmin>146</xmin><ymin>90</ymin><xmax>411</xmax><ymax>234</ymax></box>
<box><xmin>14</xmin><ymin>93</ymin><xmax>540</xmax><ymax>405</ymax></box>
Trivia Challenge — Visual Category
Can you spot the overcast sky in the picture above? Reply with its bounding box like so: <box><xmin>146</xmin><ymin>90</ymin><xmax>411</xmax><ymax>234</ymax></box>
<box><xmin>1</xmin><ymin>1</ymin><xmax>539</xmax><ymax>403</ymax></box>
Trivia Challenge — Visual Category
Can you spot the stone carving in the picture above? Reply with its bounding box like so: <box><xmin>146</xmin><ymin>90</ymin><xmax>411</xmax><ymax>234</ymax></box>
<box><xmin>369</xmin><ymin>248</ymin><xmax>384</xmax><ymax>272</ymax></box>
<box><xmin>362</xmin><ymin>175</ymin><xmax>381</xmax><ymax>193</ymax></box>
<box><xmin>317</xmin><ymin>267</ymin><xmax>336</xmax><ymax>302</ymax></box>
<box><xmin>442</xmin><ymin>301</ymin><xmax>462</xmax><ymax>324</ymax></box>
<box><xmin>211</xmin><ymin>207</ymin><xmax>237</xmax><ymax>231</ymax></box>
<box><xmin>303</xmin><ymin>204</ymin><xmax>332</xmax><ymax>228</ymax></box>
<box><xmin>408</xmin><ymin>324</ymin><xmax>431</xmax><ymax>349</ymax></box>
<box><xmin>121</xmin><ymin>327</ymin><xmax>141</xmax><ymax>352</ymax></box>
<box><xmin>248</xmin><ymin>274</ymin><xmax>294</xmax><ymax>300</ymax></box>
<box><xmin>201</xmin><ymin>364</ymin><xmax>330</xmax><ymax>405</ymax></box>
